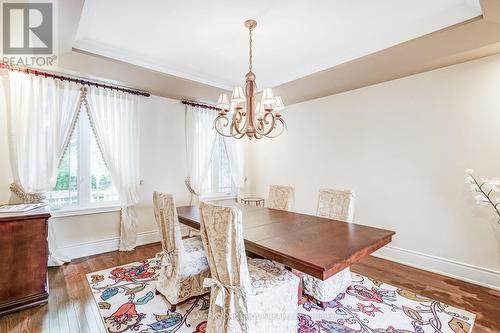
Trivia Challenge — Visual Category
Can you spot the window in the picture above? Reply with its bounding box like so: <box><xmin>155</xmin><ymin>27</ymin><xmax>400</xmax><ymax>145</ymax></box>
<box><xmin>203</xmin><ymin>137</ymin><xmax>235</xmax><ymax>196</ymax></box>
<box><xmin>48</xmin><ymin>111</ymin><xmax>119</xmax><ymax>209</ymax></box>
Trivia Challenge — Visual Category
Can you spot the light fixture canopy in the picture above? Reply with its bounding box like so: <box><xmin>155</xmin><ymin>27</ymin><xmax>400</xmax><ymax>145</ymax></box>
<box><xmin>214</xmin><ymin>20</ymin><xmax>286</xmax><ymax>139</ymax></box>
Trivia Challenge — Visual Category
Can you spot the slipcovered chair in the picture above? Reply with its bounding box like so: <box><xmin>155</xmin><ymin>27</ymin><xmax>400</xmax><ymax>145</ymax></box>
<box><xmin>268</xmin><ymin>184</ymin><xmax>295</xmax><ymax>211</ymax></box>
<box><xmin>303</xmin><ymin>188</ymin><xmax>355</xmax><ymax>308</ymax></box>
<box><xmin>316</xmin><ymin>188</ymin><xmax>355</xmax><ymax>222</ymax></box>
<box><xmin>199</xmin><ymin>201</ymin><xmax>299</xmax><ymax>333</ymax></box>
<box><xmin>153</xmin><ymin>192</ymin><xmax>210</xmax><ymax>311</ymax></box>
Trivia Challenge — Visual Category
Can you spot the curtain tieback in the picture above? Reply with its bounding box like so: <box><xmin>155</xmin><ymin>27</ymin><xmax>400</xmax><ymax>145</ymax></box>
<box><xmin>9</xmin><ymin>182</ymin><xmax>45</xmax><ymax>203</ymax></box>
<box><xmin>184</xmin><ymin>177</ymin><xmax>200</xmax><ymax>196</ymax></box>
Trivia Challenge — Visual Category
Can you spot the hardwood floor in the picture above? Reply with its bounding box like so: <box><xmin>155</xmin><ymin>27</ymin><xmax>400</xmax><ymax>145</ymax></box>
<box><xmin>0</xmin><ymin>244</ymin><xmax>159</xmax><ymax>333</ymax></box>
<box><xmin>352</xmin><ymin>256</ymin><xmax>500</xmax><ymax>333</ymax></box>
<box><xmin>0</xmin><ymin>242</ymin><xmax>499</xmax><ymax>333</ymax></box>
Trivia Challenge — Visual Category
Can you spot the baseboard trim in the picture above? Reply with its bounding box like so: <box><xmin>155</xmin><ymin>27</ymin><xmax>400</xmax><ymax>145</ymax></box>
<box><xmin>58</xmin><ymin>230</ymin><xmax>160</xmax><ymax>260</ymax></box>
<box><xmin>373</xmin><ymin>245</ymin><xmax>500</xmax><ymax>291</ymax></box>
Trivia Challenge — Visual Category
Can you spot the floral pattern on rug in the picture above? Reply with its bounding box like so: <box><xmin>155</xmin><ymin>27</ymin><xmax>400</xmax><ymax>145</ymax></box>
<box><xmin>86</xmin><ymin>258</ymin><xmax>475</xmax><ymax>333</ymax></box>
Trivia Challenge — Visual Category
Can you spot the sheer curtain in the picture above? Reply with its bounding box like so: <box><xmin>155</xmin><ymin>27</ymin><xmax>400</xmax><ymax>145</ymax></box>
<box><xmin>223</xmin><ymin>137</ymin><xmax>246</xmax><ymax>198</ymax></box>
<box><xmin>86</xmin><ymin>86</ymin><xmax>141</xmax><ymax>251</ymax></box>
<box><xmin>185</xmin><ymin>105</ymin><xmax>217</xmax><ymax>203</ymax></box>
<box><xmin>4</xmin><ymin>71</ymin><xmax>81</xmax><ymax>266</ymax></box>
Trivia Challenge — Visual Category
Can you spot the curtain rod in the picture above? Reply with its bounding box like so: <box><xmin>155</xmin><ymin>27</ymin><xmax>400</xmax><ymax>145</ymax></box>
<box><xmin>0</xmin><ymin>63</ymin><xmax>150</xmax><ymax>97</ymax></box>
<box><xmin>182</xmin><ymin>100</ymin><xmax>221</xmax><ymax>111</ymax></box>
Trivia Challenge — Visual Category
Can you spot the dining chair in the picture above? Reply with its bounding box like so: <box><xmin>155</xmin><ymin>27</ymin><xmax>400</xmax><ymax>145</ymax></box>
<box><xmin>153</xmin><ymin>192</ymin><xmax>210</xmax><ymax>311</ymax></box>
<box><xmin>199</xmin><ymin>201</ymin><xmax>299</xmax><ymax>333</ymax></box>
<box><xmin>268</xmin><ymin>184</ymin><xmax>295</xmax><ymax>211</ymax></box>
<box><xmin>316</xmin><ymin>188</ymin><xmax>355</xmax><ymax>222</ymax></box>
<box><xmin>303</xmin><ymin>188</ymin><xmax>355</xmax><ymax>308</ymax></box>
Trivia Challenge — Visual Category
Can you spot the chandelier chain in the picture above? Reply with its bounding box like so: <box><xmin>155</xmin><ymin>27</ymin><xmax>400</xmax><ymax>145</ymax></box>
<box><xmin>249</xmin><ymin>26</ymin><xmax>253</xmax><ymax>72</ymax></box>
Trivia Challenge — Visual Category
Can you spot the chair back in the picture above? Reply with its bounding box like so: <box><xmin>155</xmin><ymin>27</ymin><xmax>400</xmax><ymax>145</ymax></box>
<box><xmin>199</xmin><ymin>201</ymin><xmax>250</xmax><ymax>331</ymax></box>
<box><xmin>317</xmin><ymin>188</ymin><xmax>355</xmax><ymax>222</ymax></box>
<box><xmin>268</xmin><ymin>184</ymin><xmax>295</xmax><ymax>211</ymax></box>
<box><xmin>153</xmin><ymin>192</ymin><xmax>184</xmax><ymax>272</ymax></box>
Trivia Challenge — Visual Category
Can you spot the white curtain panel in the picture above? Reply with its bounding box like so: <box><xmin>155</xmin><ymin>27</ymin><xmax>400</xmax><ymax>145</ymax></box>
<box><xmin>4</xmin><ymin>71</ymin><xmax>81</xmax><ymax>266</ymax></box>
<box><xmin>185</xmin><ymin>106</ymin><xmax>217</xmax><ymax>200</ymax></box>
<box><xmin>86</xmin><ymin>86</ymin><xmax>141</xmax><ymax>251</ymax></box>
<box><xmin>223</xmin><ymin>137</ymin><xmax>245</xmax><ymax>197</ymax></box>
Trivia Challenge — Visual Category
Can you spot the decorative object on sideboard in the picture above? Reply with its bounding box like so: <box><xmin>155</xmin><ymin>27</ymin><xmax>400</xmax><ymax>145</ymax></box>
<box><xmin>214</xmin><ymin>20</ymin><xmax>286</xmax><ymax>139</ymax></box>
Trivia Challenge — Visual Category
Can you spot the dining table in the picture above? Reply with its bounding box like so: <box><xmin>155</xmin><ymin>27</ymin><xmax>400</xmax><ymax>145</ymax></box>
<box><xmin>177</xmin><ymin>202</ymin><xmax>395</xmax><ymax>283</ymax></box>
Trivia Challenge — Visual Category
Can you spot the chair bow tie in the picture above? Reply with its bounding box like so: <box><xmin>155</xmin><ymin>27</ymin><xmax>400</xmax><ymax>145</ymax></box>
<box><xmin>160</xmin><ymin>249</ymin><xmax>176</xmax><ymax>278</ymax></box>
<box><xmin>203</xmin><ymin>278</ymin><xmax>246</xmax><ymax>308</ymax></box>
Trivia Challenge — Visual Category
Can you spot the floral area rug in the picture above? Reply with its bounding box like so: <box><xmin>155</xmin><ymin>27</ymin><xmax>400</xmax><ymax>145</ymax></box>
<box><xmin>86</xmin><ymin>258</ymin><xmax>475</xmax><ymax>333</ymax></box>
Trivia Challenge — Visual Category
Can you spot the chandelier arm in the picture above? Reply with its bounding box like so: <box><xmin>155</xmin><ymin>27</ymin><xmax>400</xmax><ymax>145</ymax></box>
<box><xmin>254</xmin><ymin>114</ymin><xmax>263</xmax><ymax>132</ymax></box>
<box><xmin>232</xmin><ymin>110</ymin><xmax>247</xmax><ymax>135</ymax></box>
<box><xmin>230</xmin><ymin>116</ymin><xmax>240</xmax><ymax>136</ymax></box>
<box><xmin>214</xmin><ymin>116</ymin><xmax>236</xmax><ymax>137</ymax></box>
<box><xmin>215</xmin><ymin>128</ymin><xmax>235</xmax><ymax>138</ymax></box>
<box><xmin>253</xmin><ymin>114</ymin><xmax>269</xmax><ymax>136</ymax></box>
<box><xmin>256</xmin><ymin>118</ymin><xmax>264</xmax><ymax>132</ymax></box>
<box><xmin>264</xmin><ymin>118</ymin><xmax>287</xmax><ymax>138</ymax></box>
<box><xmin>255</xmin><ymin>112</ymin><xmax>277</xmax><ymax>137</ymax></box>
<box><xmin>227</xmin><ymin>119</ymin><xmax>247</xmax><ymax>139</ymax></box>
<box><xmin>234</xmin><ymin>131</ymin><xmax>247</xmax><ymax>139</ymax></box>
<box><xmin>214</xmin><ymin>115</ymin><xmax>229</xmax><ymax>130</ymax></box>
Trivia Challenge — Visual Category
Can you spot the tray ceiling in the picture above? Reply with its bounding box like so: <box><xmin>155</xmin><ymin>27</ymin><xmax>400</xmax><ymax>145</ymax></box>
<box><xmin>74</xmin><ymin>0</ymin><xmax>482</xmax><ymax>91</ymax></box>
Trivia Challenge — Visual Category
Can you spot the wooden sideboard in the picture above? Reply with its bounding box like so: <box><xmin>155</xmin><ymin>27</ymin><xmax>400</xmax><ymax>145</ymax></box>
<box><xmin>0</xmin><ymin>207</ymin><xmax>50</xmax><ymax>316</ymax></box>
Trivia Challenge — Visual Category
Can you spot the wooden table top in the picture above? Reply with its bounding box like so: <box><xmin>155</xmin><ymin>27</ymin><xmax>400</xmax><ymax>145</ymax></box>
<box><xmin>177</xmin><ymin>203</ymin><xmax>395</xmax><ymax>280</ymax></box>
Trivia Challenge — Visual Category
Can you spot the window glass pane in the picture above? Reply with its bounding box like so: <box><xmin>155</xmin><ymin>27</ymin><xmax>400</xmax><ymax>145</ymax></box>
<box><xmin>90</xmin><ymin>133</ymin><xmax>119</xmax><ymax>203</ymax></box>
<box><xmin>218</xmin><ymin>139</ymin><xmax>233</xmax><ymax>194</ymax></box>
<box><xmin>202</xmin><ymin>137</ymin><xmax>234</xmax><ymax>195</ymax></box>
<box><xmin>48</xmin><ymin>111</ymin><xmax>119</xmax><ymax>209</ymax></box>
<box><xmin>48</xmin><ymin>127</ymin><xmax>79</xmax><ymax>207</ymax></box>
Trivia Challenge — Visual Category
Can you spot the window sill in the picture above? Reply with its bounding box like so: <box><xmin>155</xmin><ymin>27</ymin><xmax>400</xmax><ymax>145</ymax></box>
<box><xmin>50</xmin><ymin>205</ymin><xmax>121</xmax><ymax>218</ymax></box>
<box><xmin>199</xmin><ymin>194</ymin><xmax>237</xmax><ymax>202</ymax></box>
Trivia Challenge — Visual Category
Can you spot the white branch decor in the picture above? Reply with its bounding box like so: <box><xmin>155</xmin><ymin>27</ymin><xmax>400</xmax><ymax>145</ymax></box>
<box><xmin>465</xmin><ymin>169</ymin><xmax>500</xmax><ymax>224</ymax></box>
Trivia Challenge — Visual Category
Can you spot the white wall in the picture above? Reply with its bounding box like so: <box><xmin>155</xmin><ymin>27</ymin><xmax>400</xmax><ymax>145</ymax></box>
<box><xmin>246</xmin><ymin>54</ymin><xmax>500</xmax><ymax>289</ymax></box>
<box><xmin>0</xmin><ymin>93</ymin><xmax>191</xmax><ymax>258</ymax></box>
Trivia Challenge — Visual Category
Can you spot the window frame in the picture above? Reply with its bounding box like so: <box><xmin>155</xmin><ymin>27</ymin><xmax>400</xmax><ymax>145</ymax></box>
<box><xmin>201</xmin><ymin>137</ymin><xmax>236</xmax><ymax>198</ymax></box>
<box><xmin>48</xmin><ymin>113</ymin><xmax>120</xmax><ymax>214</ymax></box>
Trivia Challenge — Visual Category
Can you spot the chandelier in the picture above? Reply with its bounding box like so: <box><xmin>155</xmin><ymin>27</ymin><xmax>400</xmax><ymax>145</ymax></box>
<box><xmin>215</xmin><ymin>20</ymin><xmax>286</xmax><ymax>139</ymax></box>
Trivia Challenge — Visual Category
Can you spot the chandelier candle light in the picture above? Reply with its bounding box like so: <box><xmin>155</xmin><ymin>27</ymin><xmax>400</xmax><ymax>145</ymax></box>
<box><xmin>215</xmin><ymin>20</ymin><xmax>286</xmax><ymax>139</ymax></box>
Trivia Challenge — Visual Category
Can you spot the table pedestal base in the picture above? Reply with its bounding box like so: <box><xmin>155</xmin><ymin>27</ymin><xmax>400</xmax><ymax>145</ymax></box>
<box><xmin>303</xmin><ymin>267</ymin><xmax>352</xmax><ymax>309</ymax></box>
